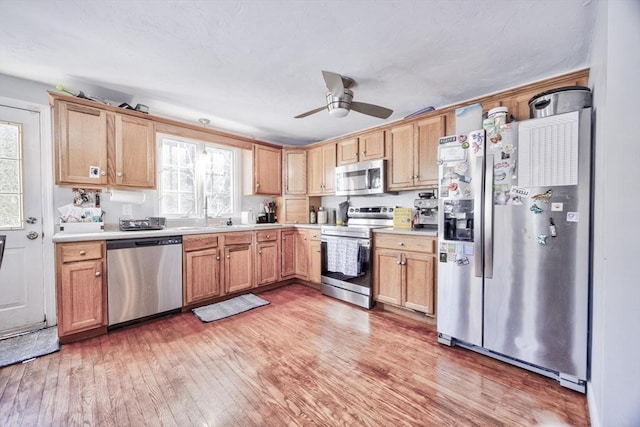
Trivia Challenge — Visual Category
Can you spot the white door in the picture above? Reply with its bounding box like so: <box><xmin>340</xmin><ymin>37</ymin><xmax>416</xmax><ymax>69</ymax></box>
<box><xmin>0</xmin><ymin>104</ymin><xmax>45</xmax><ymax>336</ymax></box>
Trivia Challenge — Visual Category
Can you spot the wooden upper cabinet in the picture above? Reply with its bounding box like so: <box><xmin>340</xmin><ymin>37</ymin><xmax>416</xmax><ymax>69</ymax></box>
<box><xmin>414</xmin><ymin>115</ymin><xmax>445</xmax><ymax>187</ymax></box>
<box><xmin>112</xmin><ymin>114</ymin><xmax>155</xmax><ymax>188</ymax></box>
<box><xmin>55</xmin><ymin>101</ymin><xmax>108</xmax><ymax>186</ymax></box>
<box><xmin>252</xmin><ymin>145</ymin><xmax>282</xmax><ymax>195</ymax></box>
<box><xmin>55</xmin><ymin>99</ymin><xmax>155</xmax><ymax>188</ymax></box>
<box><xmin>283</xmin><ymin>149</ymin><xmax>307</xmax><ymax>195</ymax></box>
<box><xmin>308</xmin><ymin>143</ymin><xmax>336</xmax><ymax>195</ymax></box>
<box><xmin>359</xmin><ymin>130</ymin><xmax>385</xmax><ymax>161</ymax></box>
<box><xmin>387</xmin><ymin>116</ymin><xmax>445</xmax><ymax>190</ymax></box>
<box><xmin>386</xmin><ymin>123</ymin><xmax>415</xmax><ymax>190</ymax></box>
<box><xmin>336</xmin><ymin>130</ymin><xmax>385</xmax><ymax>165</ymax></box>
<box><xmin>337</xmin><ymin>137</ymin><xmax>359</xmax><ymax>165</ymax></box>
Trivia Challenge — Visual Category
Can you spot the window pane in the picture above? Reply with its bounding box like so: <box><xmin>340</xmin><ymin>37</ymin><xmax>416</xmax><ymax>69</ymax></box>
<box><xmin>0</xmin><ymin>194</ymin><xmax>21</xmax><ymax>228</ymax></box>
<box><xmin>158</xmin><ymin>134</ymin><xmax>237</xmax><ymax>219</ymax></box>
<box><xmin>0</xmin><ymin>122</ymin><xmax>19</xmax><ymax>158</ymax></box>
<box><xmin>0</xmin><ymin>121</ymin><xmax>23</xmax><ymax>229</ymax></box>
<box><xmin>0</xmin><ymin>159</ymin><xmax>20</xmax><ymax>192</ymax></box>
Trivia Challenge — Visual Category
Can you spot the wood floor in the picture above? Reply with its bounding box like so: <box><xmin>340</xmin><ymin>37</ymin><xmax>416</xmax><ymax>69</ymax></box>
<box><xmin>0</xmin><ymin>284</ymin><xmax>589</xmax><ymax>426</ymax></box>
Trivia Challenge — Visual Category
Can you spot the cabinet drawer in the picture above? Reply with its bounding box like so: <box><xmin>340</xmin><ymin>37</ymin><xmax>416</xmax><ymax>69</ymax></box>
<box><xmin>183</xmin><ymin>234</ymin><xmax>218</xmax><ymax>252</ymax></box>
<box><xmin>59</xmin><ymin>241</ymin><xmax>104</xmax><ymax>263</ymax></box>
<box><xmin>224</xmin><ymin>232</ymin><xmax>253</xmax><ymax>245</ymax></box>
<box><xmin>256</xmin><ymin>230</ymin><xmax>279</xmax><ymax>242</ymax></box>
<box><xmin>374</xmin><ymin>234</ymin><xmax>435</xmax><ymax>253</ymax></box>
<box><xmin>307</xmin><ymin>229</ymin><xmax>321</xmax><ymax>241</ymax></box>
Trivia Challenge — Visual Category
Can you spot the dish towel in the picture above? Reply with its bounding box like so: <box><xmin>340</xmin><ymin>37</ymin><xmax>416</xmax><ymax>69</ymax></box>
<box><xmin>342</xmin><ymin>239</ymin><xmax>360</xmax><ymax>277</ymax></box>
<box><xmin>327</xmin><ymin>239</ymin><xmax>339</xmax><ymax>272</ymax></box>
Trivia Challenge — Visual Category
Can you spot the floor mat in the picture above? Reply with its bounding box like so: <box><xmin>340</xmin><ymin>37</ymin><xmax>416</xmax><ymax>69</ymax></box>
<box><xmin>0</xmin><ymin>327</ymin><xmax>59</xmax><ymax>368</ymax></box>
<box><xmin>192</xmin><ymin>294</ymin><xmax>269</xmax><ymax>323</ymax></box>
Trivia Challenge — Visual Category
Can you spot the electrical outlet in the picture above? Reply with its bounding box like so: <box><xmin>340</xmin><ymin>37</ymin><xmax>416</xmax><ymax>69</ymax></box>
<box><xmin>122</xmin><ymin>204</ymin><xmax>132</xmax><ymax>216</ymax></box>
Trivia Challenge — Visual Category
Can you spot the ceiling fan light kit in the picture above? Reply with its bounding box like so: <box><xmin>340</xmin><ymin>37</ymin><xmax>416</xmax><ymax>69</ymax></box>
<box><xmin>326</xmin><ymin>89</ymin><xmax>353</xmax><ymax>118</ymax></box>
<box><xmin>295</xmin><ymin>70</ymin><xmax>393</xmax><ymax>120</ymax></box>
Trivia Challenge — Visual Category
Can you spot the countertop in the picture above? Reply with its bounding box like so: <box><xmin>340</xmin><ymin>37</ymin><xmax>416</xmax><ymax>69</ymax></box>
<box><xmin>52</xmin><ymin>223</ymin><xmax>289</xmax><ymax>243</ymax></box>
<box><xmin>52</xmin><ymin>223</ymin><xmax>435</xmax><ymax>243</ymax></box>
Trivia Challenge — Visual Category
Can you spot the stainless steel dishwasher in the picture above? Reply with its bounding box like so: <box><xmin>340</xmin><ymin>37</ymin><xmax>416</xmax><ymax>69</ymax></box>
<box><xmin>107</xmin><ymin>236</ymin><xmax>183</xmax><ymax>326</ymax></box>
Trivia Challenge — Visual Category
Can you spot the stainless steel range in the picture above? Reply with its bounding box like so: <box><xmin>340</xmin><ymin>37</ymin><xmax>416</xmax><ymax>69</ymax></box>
<box><xmin>320</xmin><ymin>206</ymin><xmax>394</xmax><ymax>309</ymax></box>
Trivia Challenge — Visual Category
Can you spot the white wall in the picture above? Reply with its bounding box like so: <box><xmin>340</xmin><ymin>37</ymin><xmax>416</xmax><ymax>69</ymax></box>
<box><xmin>588</xmin><ymin>1</ymin><xmax>640</xmax><ymax>426</ymax></box>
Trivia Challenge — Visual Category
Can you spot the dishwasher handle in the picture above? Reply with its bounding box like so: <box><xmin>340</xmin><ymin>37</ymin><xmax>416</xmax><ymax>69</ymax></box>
<box><xmin>107</xmin><ymin>236</ymin><xmax>182</xmax><ymax>250</ymax></box>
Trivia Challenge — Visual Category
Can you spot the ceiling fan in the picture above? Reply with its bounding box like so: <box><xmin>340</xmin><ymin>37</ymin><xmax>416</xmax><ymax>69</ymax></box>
<box><xmin>294</xmin><ymin>70</ymin><xmax>393</xmax><ymax>119</ymax></box>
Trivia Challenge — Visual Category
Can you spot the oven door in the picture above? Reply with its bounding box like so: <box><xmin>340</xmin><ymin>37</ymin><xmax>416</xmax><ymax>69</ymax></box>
<box><xmin>320</xmin><ymin>234</ymin><xmax>373</xmax><ymax>308</ymax></box>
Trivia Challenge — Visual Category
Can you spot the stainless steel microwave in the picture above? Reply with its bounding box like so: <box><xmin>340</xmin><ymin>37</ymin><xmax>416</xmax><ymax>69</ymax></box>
<box><xmin>335</xmin><ymin>159</ymin><xmax>387</xmax><ymax>196</ymax></box>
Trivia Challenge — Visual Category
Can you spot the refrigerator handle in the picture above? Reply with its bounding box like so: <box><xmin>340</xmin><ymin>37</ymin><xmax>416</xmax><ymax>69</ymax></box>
<box><xmin>484</xmin><ymin>154</ymin><xmax>494</xmax><ymax>278</ymax></box>
<box><xmin>474</xmin><ymin>156</ymin><xmax>483</xmax><ymax>278</ymax></box>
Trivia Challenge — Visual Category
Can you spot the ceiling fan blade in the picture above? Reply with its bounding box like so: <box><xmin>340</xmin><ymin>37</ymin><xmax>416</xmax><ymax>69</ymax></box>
<box><xmin>322</xmin><ymin>70</ymin><xmax>344</xmax><ymax>97</ymax></box>
<box><xmin>294</xmin><ymin>105</ymin><xmax>327</xmax><ymax>119</ymax></box>
<box><xmin>350</xmin><ymin>102</ymin><xmax>393</xmax><ymax>119</ymax></box>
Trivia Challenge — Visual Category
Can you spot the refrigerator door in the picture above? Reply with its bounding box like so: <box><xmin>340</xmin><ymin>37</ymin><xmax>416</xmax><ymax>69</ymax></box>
<box><xmin>483</xmin><ymin>110</ymin><xmax>591</xmax><ymax>379</ymax></box>
<box><xmin>437</xmin><ymin>131</ymin><xmax>485</xmax><ymax>347</ymax></box>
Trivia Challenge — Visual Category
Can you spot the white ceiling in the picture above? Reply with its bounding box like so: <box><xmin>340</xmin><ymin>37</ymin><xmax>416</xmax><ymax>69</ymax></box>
<box><xmin>0</xmin><ymin>0</ymin><xmax>596</xmax><ymax>145</ymax></box>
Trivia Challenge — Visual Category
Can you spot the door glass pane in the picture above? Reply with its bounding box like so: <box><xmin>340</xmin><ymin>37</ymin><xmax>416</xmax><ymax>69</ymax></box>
<box><xmin>0</xmin><ymin>121</ymin><xmax>23</xmax><ymax>229</ymax></box>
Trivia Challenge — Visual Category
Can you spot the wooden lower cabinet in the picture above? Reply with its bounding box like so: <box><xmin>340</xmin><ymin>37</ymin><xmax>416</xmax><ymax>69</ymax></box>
<box><xmin>224</xmin><ymin>232</ymin><xmax>254</xmax><ymax>294</ymax></box>
<box><xmin>256</xmin><ymin>230</ymin><xmax>280</xmax><ymax>286</ymax></box>
<box><xmin>373</xmin><ymin>234</ymin><xmax>436</xmax><ymax>316</ymax></box>
<box><xmin>183</xmin><ymin>234</ymin><xmax>222</xmax><ymax>305</ymax></box>
<box><xmin>56</xmin><ymin>241</ymin><xmax>107</xmax><ymax>340</ymax></box>
<box><xmin>308</xmin><ymin>240</ymin><xmax>322</xmax><ymax>284</ymax></box>
<box><xmin>281</xmin><ymin>229</ymin><xmax>296</xmax><ymax>279</ymax></box>
<box><xmin>294</xmin><ymin>230</ymin><xmax>309</xmax><ymax>279</ymax></box>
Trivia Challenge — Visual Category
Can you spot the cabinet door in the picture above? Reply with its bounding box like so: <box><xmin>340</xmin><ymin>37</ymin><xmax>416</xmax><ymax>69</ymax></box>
<box><xmin>113</xmin><ymin>114</ymin><xmax>155</xmax><ymax>188</ymax></box>
<box><xmin>55</xmin><ymin>101</ymin><xmax>108</xmax><ymax>185</ymax></box>
<box><xmin>294</xmin><ymin>230</ymin><xmax>309</xmax><ymax>278</ymax></box>
<box><xmin>321</xmin><ymin>143</ymin><xmax>337</xmax><ymax>194</ymax></box>
<box><xmin>280</xmin><ymin>230</ymin><xmax>296</xmax><ymax>278</ymax></box>
<box><xmin>58</xmin><ymin>259</ymin><xmax>105</xmax><ymax>335</ymax></box>
<box><xmin>308</xmin><ymin>240</ymin><xmax>322</xmax><ymax>284</ymax></box>
<box><xmin>336</xmin><ymin>137</ymin><xmax>359</xmax><ymax>165</ymax></box>
<box><xmin>307</xmin><ymin>146</ymin><xmax>324</xmax><ymax>195</ymax></box>
<box><xmin>403</xmin><ymin>252</ymin><xmax>435</xmax><ymax>315</ymax></box>
<box><xmin>184</xmin><ymin>248</ymin><xmax>222</xmax><ymax>305</ymax></box>
<box><xmin>374</xmin><ymin>249</ymin><xmax>403</xmax><ymax>305</ymax></box>
<box><xmin>386</xmin><ymin>124</ymin><xmax>415</xmax><ymax>190</ymax></box>
<box><xmin>224</xmin><ymin>244</ymin><xmax>254</xmax><ymax>293</ymax></box>
<box><xmin>414</xmin><ymin>115</ymin><xmax>445</xmax><ymax>187</ymax></box>
<box><xmin>256</xmin><ymin>240</ymin><xmax>280</xmax><ymax>286</ymax></box>
<box><xmin>359</xmin><ymin>130</ymin><xmax>385</xmax><ymax>161</ymax></box>
<box><xmin>254</xmin><ymin>145</ymin><xmax>282</xmax><ymax>195</ymax></box>
<box><xmin>283</xmin><ymin>150</ymin><xmax>307</xmax><ymax>195</ymax></box>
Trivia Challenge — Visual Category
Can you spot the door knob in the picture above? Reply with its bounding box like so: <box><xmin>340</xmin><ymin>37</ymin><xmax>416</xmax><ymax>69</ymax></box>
<box><xmin>26</xmin><ymin>231</ymin><xmax>39</xmax><ymax>240</ymax></box>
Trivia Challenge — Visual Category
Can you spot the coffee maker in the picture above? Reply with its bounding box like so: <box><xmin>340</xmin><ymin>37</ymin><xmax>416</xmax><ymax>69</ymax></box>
<box><xmin>414</xmin><ymin>191</ymin><xmax>438</xmax><ymax>229</ymax></box>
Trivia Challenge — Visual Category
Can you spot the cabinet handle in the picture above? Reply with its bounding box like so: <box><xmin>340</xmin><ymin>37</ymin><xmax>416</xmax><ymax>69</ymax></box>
<box><xmin>266</xmin><ymin>234</ymin><xmax>270</xmax><ymax>238</ymax></box>
<box><xmin>398</xmin><ymin>242</ymin><xmax>404</xmax><ymax>246</ymax></box>
<box><xmin>258</xmin><ymin>250</ymin><xmax>262</xmax><ymax>254</ymax></box>
<box><xmin>226</xmin><ymin>255</ymin><xmax>230</xmax><ymax>259</ymax></box>
<box><xmin>95</xmin><ymin>271</ymin><xmax>101</xmax><ymax>277</ymax></box>
<box><xmin>79</xmin><ymin>250</ymin><xmax>87</xmax><ymax>256</ymax></box>
<box><xmin>216</xmin><ymin>256</ymin><xmax>220</xmax><ymax>260</ymax></box>
<box><xmin>414</xmin><ymin>174</ymin><xmax>419</xmax><ymax>179</ymax></box>
<box><xmin>256</xmin><ymin>183</ymin><xmax>260</xmax><ymax>187</ymax></box>
<box><xmin>117</xmin><ymin>172</ymin><xmax>123</xmax><ymax>177</ymax></box>
<box><xmin>100</xmin><ymin>171</ymin><xmax>106</xmax><ymax>176</ymax></box>
<box><xmin>408</xmin><ymin>175</ymin><xmax>414</xmax><ymax>180</ymax></box>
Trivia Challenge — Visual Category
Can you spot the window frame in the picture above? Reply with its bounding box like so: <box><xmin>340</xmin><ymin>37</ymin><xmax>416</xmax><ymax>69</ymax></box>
<box><xmin>156</xmin><ymin>132</ymin><xmax>241</xmax><ymax>223</ymax></box>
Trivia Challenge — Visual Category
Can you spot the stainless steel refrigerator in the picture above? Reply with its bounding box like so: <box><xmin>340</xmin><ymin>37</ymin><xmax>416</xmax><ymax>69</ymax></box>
<box><xmin>436</xmin><ymin>108</ymin><xmax>592</xmax><ymax>392</ymax></box>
